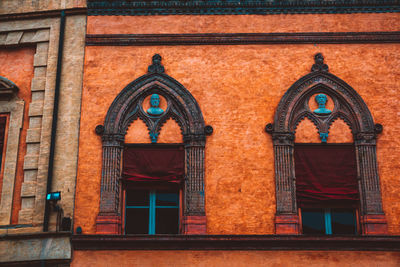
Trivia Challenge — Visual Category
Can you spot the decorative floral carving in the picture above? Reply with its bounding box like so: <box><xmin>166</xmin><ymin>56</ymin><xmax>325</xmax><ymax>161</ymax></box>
<box><xmin>374</xmin><ymin>123</ymin><xmax>383</xmax><ymax>134</ymax></box>
<box><xmin>95</xmin><ymin>125</ymin><xmax>105</xmax><ymax>135</ymax></box>
<box><xmin>148</xmin><ymin>54</ymin><xmax>165</xmax><ymax>74</ymax></box>
<box><xmin>265</xmin><ymin>123</ymin><xmax>274</xmax><ymax>134</ymax></box>
<box><xmin>311</xmin><ymin>53</ymin><xmax>329</xmax><ymax>72</ymax></box>
<box><xmin>204</xmin><ymin>125</ymin><xmax>214</xmax><ymax>135</ymax></box>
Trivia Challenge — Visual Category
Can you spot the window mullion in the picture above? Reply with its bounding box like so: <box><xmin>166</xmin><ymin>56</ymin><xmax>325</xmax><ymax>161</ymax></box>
<box><xmin>325</xmin><ymin>208</ymin><xmax>332</xmax><ymax>235</ymax></box>
<box><xmin>149</xmin><ymin>191</ymin><xmax>156</xmax><ymax>235</ymax></box>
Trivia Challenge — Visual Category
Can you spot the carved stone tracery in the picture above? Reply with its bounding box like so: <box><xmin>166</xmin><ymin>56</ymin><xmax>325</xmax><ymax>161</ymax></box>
<box><xmin>267</xmin><ymin>53</ymin><xmax>387</xmax><ymax>235</ymax></box>
<box><xmin>96</xmin><ymin>54</ymin><xmax>209</xmax><ymax>234</ymax></box>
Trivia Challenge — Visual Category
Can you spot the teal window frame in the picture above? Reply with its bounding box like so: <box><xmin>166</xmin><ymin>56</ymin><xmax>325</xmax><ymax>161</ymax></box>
<box><xmin>301</xmin><ymin>208</ymin><xmax>358</xmax><ymax>235</ymax></box>
<box><xmin>125</xmin><ymin>190</ymin><xmax>180</xmax><ymax>235</ymax></box>
<box><xmin>324</xmin><ymin>208</ymin><xmax>333</xmax><ymax>235</ymax></box>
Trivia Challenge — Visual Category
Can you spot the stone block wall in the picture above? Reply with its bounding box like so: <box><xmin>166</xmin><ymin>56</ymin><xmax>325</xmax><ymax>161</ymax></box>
<box><xmin>0</xmin><ymin>14</ymin><xmax>86</xmax><ymax>234</ymax></box>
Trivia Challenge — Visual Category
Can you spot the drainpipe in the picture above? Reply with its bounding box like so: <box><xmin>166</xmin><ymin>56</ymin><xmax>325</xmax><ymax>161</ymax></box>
<box><xmin>43</xmin><ymin>10</ymin><xmax>65</xmax><ymax>232</ymax></box>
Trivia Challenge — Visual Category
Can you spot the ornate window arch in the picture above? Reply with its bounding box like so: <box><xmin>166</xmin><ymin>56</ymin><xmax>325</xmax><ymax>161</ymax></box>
<box><xmin>266</xmin><ymin>54</ymin><xmax>387</xmax><ymax>235</ymax></box>
<box><xmin>95</xmin><ymin>54</ymin><xmax>211</xmax><ymax>234</ymax></box>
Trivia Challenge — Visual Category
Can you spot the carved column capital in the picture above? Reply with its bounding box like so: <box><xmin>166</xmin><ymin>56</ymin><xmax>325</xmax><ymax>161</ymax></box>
<box><xmin>355</xmin><ymin>132</ymin><xmax>377</xmax><ymax>145</ymax></box>
<box><xmin>272</xmin><ymin>132</ymin><xmax>295</xmax><ymax>146</ymax></box>
<box><xmin>102</xmin><ymin>133</ymin><xmax>125</xmax><ymax>147</ymax></box>
<box><xmin>183</xmin><ymin>133</ymin><xmax>206</xmax><ymax>145</ymax></box>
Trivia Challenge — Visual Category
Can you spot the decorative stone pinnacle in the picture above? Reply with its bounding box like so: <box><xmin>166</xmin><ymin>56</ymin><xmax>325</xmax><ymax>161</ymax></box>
<box><xmin>148</xmin><ymin>53</ymin><xmax>165</xmax><ymax>74</ymax></box>
<box><xmin>311</xmin><ymin>53</ymin><xmax>329</xmax><ymax>72</ymax></box>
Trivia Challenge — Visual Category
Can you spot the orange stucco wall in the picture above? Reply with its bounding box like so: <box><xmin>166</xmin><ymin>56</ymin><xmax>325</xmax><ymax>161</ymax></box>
<box><xmin>87</xmin><ymin>13</ymin><xmax>400</xmax><ymax>34</ymax></box>
<box><xmin>0</xmin><ymin>47</ymin><xmax>35</xmax><ymax>223</ymax></box>
<box><xmin>75</xmin><ymin>14</ymin><xmax>400</xmax><ymax>235</ymax></box>
<box><xmin>72</xmin><ymin>250</ymin><xmax>400</xmax><ymax>267</ymax></box>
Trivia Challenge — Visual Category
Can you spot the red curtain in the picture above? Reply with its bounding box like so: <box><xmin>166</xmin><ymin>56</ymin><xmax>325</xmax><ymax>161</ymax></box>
<box><xmin>122</xmin><ymin>146</ymin><xmax>184</xmax><ymax>183</ymax></box>
<box><xmin>294</xmin><ymin>144</ymin><xmax>359</xmax><ymax>207</ymax></box>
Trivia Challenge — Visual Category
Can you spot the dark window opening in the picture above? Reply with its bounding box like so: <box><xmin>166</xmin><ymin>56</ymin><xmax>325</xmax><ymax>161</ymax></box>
<box><xmin>295</xmin><ymin>144</ymin><xmax>359</xmax><ymax>235</ymax></box>
<box><xmin>301</xmin><ymin>208</ymin><xmax>357</xmax><ymax>235</ymax></box>
<box><xmin>125</xmin><ymin>188</ymin><xmax>179</xmax><ymax>235</ymax></box>
<box><xmin>123</xmin><ymin>145</ymin><xmax>184</xmax><ymax>235</ymax></box>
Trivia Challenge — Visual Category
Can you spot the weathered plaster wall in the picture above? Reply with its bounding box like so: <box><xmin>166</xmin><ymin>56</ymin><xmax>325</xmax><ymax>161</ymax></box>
<box><xmin>87</xmin><ymin>13</ymin><xmax>400</xmax><ymax>34</ymax></box>
<box><xmin>75</xmin><ymin>14</ymin><xmax>400</xmax><ymax>235</ymax></box>
<box><xmin>0</xmin><ymin>0</ymin><xmax>86</xmax><ymax>14</ymax></box>
<box><xmin>0</xmin><ymin>47</ymin><xmax>35</xmax><ymax>224</ymax></box>
<box><xmin>72</xmin><ymin>250</ymin><xmax>400</xmax><ymax>267</ymax></box>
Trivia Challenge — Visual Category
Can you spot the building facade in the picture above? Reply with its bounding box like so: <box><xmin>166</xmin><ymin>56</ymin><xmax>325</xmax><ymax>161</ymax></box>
<box><xmin>1</xmin><ymin>1</ymin><xmax>400</xmax><ymax>266</ymax></box>
<box><xmin>0</xmin><ymin>0</ymin><xmax>86</xmax><ymax>265</ymax></box>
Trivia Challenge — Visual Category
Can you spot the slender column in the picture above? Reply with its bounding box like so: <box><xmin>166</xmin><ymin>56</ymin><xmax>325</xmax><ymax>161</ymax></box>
<box><xmin>272</xmin><ymin>132</ymin><xmax>300</xmax><ymax>235</ymax></box>
<box><xmin>96</xmin><ymin>134</ymin><xmax>123</xmax><ymax>234</ymax></box>
<box><xmin>355</xmin><ymin>132</ymin><xmax>387</xmax><ymax>235</ymax></box>
<box><xmin>183</xmin><ymin>135</ymin><xmax>206</xmax><ymax>234</ymax></box>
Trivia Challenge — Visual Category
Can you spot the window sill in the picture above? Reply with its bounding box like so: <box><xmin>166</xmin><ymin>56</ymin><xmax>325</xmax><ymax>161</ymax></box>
<box><xmin>71</xmin><ymin>234</ymin><xmax>400</xmax><ymax>251</ymax></box>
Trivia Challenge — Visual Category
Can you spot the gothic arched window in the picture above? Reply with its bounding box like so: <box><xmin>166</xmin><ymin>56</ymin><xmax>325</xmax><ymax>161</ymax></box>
<box><xmin>266</xmin><ymin>54</ymin><xmax>387</xmax><ymax>235</ymax></box>
<box><xmin>95</xmin><ymin>55</ymin><xmax>212</xmax><ymax>234</ymax></box>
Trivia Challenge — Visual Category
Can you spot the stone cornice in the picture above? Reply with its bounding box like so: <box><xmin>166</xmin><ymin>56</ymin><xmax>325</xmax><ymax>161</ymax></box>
<box><xmin>87</xmin><ymin>0</ymin><xmax>400</xmax><ymax>16</ymax></box>
<box><xmin>86</xmin><ymin>32</ymin><xmax>400</xmax><ymax>46</ymax></box>
<box><xmin>72</xmin><ymin>234</ymin><xmax>400</xmax><ymax>251</ymax></box>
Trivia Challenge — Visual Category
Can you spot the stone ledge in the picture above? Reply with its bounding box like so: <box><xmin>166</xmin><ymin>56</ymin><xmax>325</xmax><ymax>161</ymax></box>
<box><xmin>72</xmin><ymin>235</ymin><xmax>400</xmax><ymax>251</ymax></box>
<box><xmin>0</xmin><ymin>233</ymin><xmax>71</xmax><ymax>263</ymax></box>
